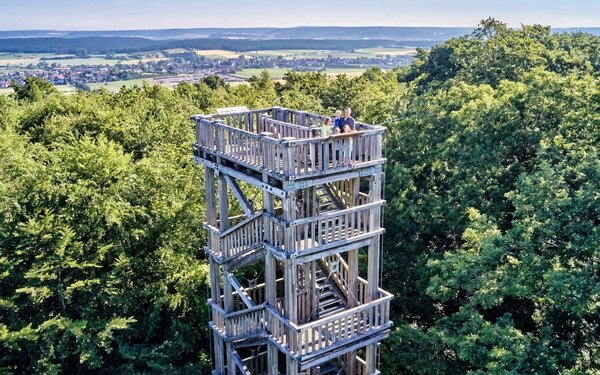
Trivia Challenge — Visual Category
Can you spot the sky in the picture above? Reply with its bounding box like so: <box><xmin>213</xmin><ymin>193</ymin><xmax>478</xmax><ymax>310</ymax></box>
<box><xmin>0</xmin><ymin>0</ymin><xmax>598</xmax><ymax>30</ymax></box>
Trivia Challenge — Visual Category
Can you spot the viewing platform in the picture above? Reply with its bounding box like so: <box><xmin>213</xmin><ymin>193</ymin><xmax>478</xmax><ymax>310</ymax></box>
<box><xmin>192</xmin><ymin>107</ymin><xmax>391</xmax><ymax>375</ymax></box>
<box><xmin>192</xmin><ymin>107</ymin><xmax>386</xmax><ymax>189</ymax></box>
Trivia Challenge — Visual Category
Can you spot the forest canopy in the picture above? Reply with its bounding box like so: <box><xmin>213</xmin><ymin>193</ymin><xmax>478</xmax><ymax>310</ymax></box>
<box><xmin>0</xmin><ymin>19</ymin><xmax>598</xmax><ymax>374</ymax></box>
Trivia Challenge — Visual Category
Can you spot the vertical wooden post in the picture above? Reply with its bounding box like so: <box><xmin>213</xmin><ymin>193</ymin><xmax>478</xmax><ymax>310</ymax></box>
<box><xmin>283</xmin><ymin>189</ymin><xmax>298</xmax><ymax>375</ymax></box>
<box><xmin>262</xmin><ymin>144</ymin><xmax>280</xmax><ymax>373</ymax></box>
<box><xmin>281</xmin><ymin>107</ymin><xmax>290</xmax><ymax>123</ymax></box>
<box><xmin>267</xmin><ymin>343</ymin><xmax>279</xmax><ymax>375</ymax></box>
<box><xmin>205</xmin><ymin>165</ymin><xmax>226</xmax><ymax>374</ymax></box>
<box><xmin>296</xmin><ymin>110</ymin><xmax>307</xmax><ymax>126</ymax></box>
<box><xmin>283</xmin><ymin>192</ymin><xmax>297</xmax><ymax>323</ymax></box>
<box><xmin>213</xmin><ymin>331</ymin><xmax>225</xmax><ymax>374</ymax></box>
<box><xmin>310</xmin><ymin>260</ymin><xmax>318</xmax><ymax>321</ymax></box>
<box><xmin>282</xmin><ymin>138</ymin><xmax>296</xmax><ymax>177</ymax></box>
<box><xmin>218</xmin><ymin>172</ymin><xmax>229</xmax><ymax>248</ymax></box>
<box><xmin>366</xmin><ymin>174</ymin><xmax>382</xmax><ymax>375</ymax></box>
<box><xmin>226</xmin><ymin>342</ymin><xmax>236</xmax><ymax>375</ymax></box>
<box><xmin>286</xmin><ymin>356</ymin><xmax>299</xmax><ymax>375</ymax></box>
<box><xmin>345</xmin><ymin>177</ymin><xmax>360</xmax><ymax>375</ymax></box>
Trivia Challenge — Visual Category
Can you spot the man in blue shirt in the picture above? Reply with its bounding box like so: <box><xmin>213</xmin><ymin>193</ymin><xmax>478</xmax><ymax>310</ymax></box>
<box><xmin>342</xmin><ymin>107</ymin><xmax>356</xmax><ymax>131</ymax></box>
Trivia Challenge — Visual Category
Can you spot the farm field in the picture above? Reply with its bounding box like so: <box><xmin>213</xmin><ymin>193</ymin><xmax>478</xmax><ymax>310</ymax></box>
<box><xmin>0</xmin><ymin>84</ymin><xmax>78</xmax><ymax>94</ymax></box>
<box><xmin>355</xmin><ymin>47</ymin><xmax>418</xmax><ymax>56</ymax></box>
<box><xmin>234</xmin><ymin>67</ymin><xmax>375</xmax><ymax>80</ymax></box>
<box><xmin>195</xmin><ymin>49</ymin><xmax>241</xmax><ymax>59</ymax></box>
<box><xmin>87</xmin><ymin>78</ymin><xmax>155</xmax><ymax>91</ymax></box>
<box><xmin>196</xmin><ymin>47</ymin><xmax>419</xmax><ymax>60</ymax></box>
<box><xmin>163</xmin><ymin>48</ymin><xmax>190</xmax><ymax>54</ymax></box>
<box><xmin>0</xmin><ymin>52</ymin><xmax>169</xmax><ymax>67</ymax></box>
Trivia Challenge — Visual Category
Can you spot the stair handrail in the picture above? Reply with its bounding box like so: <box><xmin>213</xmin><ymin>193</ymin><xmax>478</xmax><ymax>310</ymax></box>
<box><xmin>233</xmin><ymin>350</ymin><xmax>252</xmax><ymax>375</ymax></box>
<box><xmin>219</xmin><ymin>211</ymin><xmax>263</xmax><ymax>238</ymax></box>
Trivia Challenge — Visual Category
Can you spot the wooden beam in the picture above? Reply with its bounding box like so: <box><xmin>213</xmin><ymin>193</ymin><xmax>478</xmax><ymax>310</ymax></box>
<box><xmin>265</xmin><ymin>230</ymin><xmax>383</xmax><ymax>262</ymax></box>
<box><xmin>223</xmin><ymin>270</ymin><xmax>234</xmax><ymax>313</ymax></box>
<box><xmin>224</xmin><ymin>175</ymin><xmax>255</xmax><ymax>216</ymax></box>
<box><xmin>218</xmin><ymin>173</ymin><xmax>230</xmax><ymax>232</ymax></box>
<box><xmin>223</xmin><ymin>245</ymin><xmax>265</xmax><ymax>270</ymax></box>
<box><xmin>194</xmin><ymin>156</ymin><xmax>287</xmax><ymax>198</ymax></box>
<box><xmin>281</xmin><ymin>164</ymin><xmax>382</xmax><ymax>190</ymax></box>
<box><xmin>232</xmin><ymin>349</ymin><xmax>251</xmax><ymax>375</ymax></box>
<box><xmin>210</xmin><ymin>259</ymin><xmax>221</xmax><ymax>307</ymax></box>
<box><xmin>226</xmin><ymin>272</ymin><xmax>255</xmax><ymax>309</ymax></box>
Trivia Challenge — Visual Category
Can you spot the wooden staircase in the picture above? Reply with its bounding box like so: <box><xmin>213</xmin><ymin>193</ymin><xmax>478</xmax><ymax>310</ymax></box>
<box><xmin>315</xmin><ymin>266</ymin><xmax>347</xmax><ymax>318</ymax></box>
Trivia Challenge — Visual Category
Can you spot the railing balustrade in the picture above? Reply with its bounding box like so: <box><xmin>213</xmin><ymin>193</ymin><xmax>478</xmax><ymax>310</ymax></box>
<box><xmin>192</xmin><ymin>107</ymin><xmax>385</xmax><ymax>179</ymax></box>
<box><xmin>209</xmin><ymin>291</ymin><xmax>391</xmax><ymax>356</ymax></box>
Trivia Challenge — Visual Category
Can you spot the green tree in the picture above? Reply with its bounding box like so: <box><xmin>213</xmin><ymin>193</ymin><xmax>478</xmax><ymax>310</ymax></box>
<box><xmin>11</xmin><ymin>77</ymin><xmax>58</xmax><ymax>102</ymax></box>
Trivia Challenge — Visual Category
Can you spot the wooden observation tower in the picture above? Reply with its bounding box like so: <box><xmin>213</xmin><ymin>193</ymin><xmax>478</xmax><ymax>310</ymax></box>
<box><xmin>192</xmin><ymin>107</ymin><xmax>392</xmax><ymax>375</ymax></box>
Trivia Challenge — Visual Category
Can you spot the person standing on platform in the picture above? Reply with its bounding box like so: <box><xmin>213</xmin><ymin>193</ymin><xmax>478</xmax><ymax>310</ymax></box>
<box><xmin>334</xmin><ymin>110</ymin><xmax>344</xmax><ymax>133</ymax></box>
<box><xmin>342</xmin><ymin>107</ymin><xmax>356</xmax><ymax>131</ymax></box>
<box><xmin>341</xmin><ymin>108</ymin><xmax>356</xmax><ymax>165</ymax></box>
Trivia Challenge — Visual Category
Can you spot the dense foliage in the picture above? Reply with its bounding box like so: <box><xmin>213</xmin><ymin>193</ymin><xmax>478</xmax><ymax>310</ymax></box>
<box><xmin>382</xmin><ymin>19</ymin><xmax>600</xmax><ymax>374</ymax></box>
<box><xmin>0</xmin><ymin>19</ymin><xmax>598</xmax><ymax>374</ymax></box>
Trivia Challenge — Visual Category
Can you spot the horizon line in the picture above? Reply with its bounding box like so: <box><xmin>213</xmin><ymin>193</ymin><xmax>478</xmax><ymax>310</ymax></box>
<box><xmin>1</xmin><ymin>24</ymin><xmax>599</xmax><ymax>33</ymax></box>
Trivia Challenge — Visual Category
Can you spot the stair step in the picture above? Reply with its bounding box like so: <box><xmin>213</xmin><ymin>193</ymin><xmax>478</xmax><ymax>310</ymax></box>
<box><xmin>320</xmin><ymin>304</ymin><xmax>347</xmax><ymax>316</ymax></box>
<box><xmin>316</xmin><ymin>276</ymin><xmax>328</xmax><ymax>283</ymax></box>
<box><xmin>319</xmin><ymin>290</ymin><xmax>335</xmax><ymax>299</ymax></box>
<box><xmin>319</xmin><ymin>363</ymin><xmax>342</xmax><ymax>375</ymax></box>
<box><xmin>319</xmin><ymin>298</ymin><xmax>344</xmax><ymax>309</ymax></box>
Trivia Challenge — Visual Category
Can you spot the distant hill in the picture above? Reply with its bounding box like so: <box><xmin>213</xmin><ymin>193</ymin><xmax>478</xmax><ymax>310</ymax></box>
<box><xmin>0</xmin><ymin>27</ymin><xmax>476</xmax><ymax>41</ymax></box>
<box><xmin>0</xmin><ymin>37</ymin><xmax>430</xmax><ymax>54</ymax></box>
<box><xmin>1</xmin><ymin>27</ymin><xmax>599</xmax><ymax>41</ymax></box>
<box><xmin>1</xmin><ymin>26</ymin><xmax>597</xmax><ymax>55</ymax></box>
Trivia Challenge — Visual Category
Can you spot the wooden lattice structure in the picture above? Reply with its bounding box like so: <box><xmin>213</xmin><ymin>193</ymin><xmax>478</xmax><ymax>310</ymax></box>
<box><xmin>192</xmin><ymin>107</ymin><xmax>392</xmax><ymax>375</ymax></box>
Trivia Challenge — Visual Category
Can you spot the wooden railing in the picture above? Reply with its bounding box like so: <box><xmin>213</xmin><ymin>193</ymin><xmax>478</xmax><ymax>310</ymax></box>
<box><xmin>266</xmin><ymin>201</ymin><xmax>384</xmax><ymax>254</ymax></box>
<box><xmin>193</xmin><ymin>111</ymin><xmax>385</xmax><ymax>178</ymax></box>
<box><xmin>207</xmin><ymin>200</ymin><xmax>382</xmax><ymax>261</ymax></box>
<box><xmin>293</xmin><ymin>289</ymin><xmax>392</xmax><ymax>356</ymax></box>
<box><xmin>282</xmin><ymin>130</ymin><xmax>384</xmax><ymax>177</ymax></box>
<box><xmin>220</xmin><ymin>278</ymin><xmax>285</xmax><ymax>309</ymax></box>
<box><xmin>214</xmin><ymin>108</ymin><xmax>273</xmax><ymax>133</ymax></box>
<box><xmin>225</xmin><ymin>303</ymin><xmax>269</xmax><ymax>339</ymax></box>
<box><xmin>214</xmin><ymin>122</ymin><xmax>281</xmax><ymax>169</ymax></box>
<box><xmin>210</xmin><ymin>302</ymin><xmax>227</xmax><ymax>335</ymax></box>
<box><xmin>210</xmin><ymin>290</ymin><xmax>392</xmax><ymax>357</ymax></box>
<box><xmin>219</xmin><ymin>212</ymin><xmax>265</xmax><ymax>259</ymax></box>
<box><xmin>322</xmin><ymin>254</ymin><xmax>350</xmax><ymax>299</ymax></box>
<box><xmin>287</xmin><ymin>110</ymin><xmax>329</xmax><ymax>128</ymax></box>
<box><xmin>322</xmin><ymin>254</ymin><xmax>371</xmax><ymax>306</ymax></box>
<box><xmin>258</xmin><ymin>116</ymin><xmax>321</xmax><ymax>139</ymax></box>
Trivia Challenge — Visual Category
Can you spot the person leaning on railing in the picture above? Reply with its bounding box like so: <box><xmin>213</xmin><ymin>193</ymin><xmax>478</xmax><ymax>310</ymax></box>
<box><xmin>341</xmin><ymin>108</ymin><xmax>356</xmax><ymax>166</ymax></box>
<box><xmin>321</xmin><ymin>117</ymin><xmax>333</xmax><ymax>167</ymax></box>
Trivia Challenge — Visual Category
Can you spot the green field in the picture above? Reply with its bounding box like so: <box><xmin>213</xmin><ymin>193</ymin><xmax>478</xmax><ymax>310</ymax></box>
<box><xmin>163</xmin><ymin>48</ymin><xmax>190</xmax><ymax>54</ymax></box>
<box><xmin>251</xmin><ymin>49</ymin><xmax>366</xmax><ymax>59</ymax></box>
<box><xmin>0</xmin><ymin>84</ymin><xmax>78</xmax><ymax>94</ymax></box>
<box><xmin>196</xmin><ymin>47</ymin><xmax>418</xmax><ymax>60</ymax></box>
<box><xmin>0</xmin><ymin>53</ymin><xmax>157</xmax><ymax>67</ymax></box>
<box><xmin>355</xmin><ymin>47</ymin><xmax>418</xmax><ymax>56</ymax></box>
<box><xmin>87</xmin><ymin>78</ymin><xmax>156</xmax><ymax>92</ymax></box>
<box><xmin>234</xmin><ymin>67</ymin><xmax>373</xmax><ymax>80</ymax></box>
